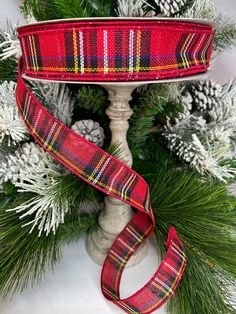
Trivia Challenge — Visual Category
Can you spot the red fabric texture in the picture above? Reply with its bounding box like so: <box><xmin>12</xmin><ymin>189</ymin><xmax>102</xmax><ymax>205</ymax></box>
<box><xmin>17</xmin><ymin>19</ymin><xmax>214</xmax><ymax>82</ymax></box>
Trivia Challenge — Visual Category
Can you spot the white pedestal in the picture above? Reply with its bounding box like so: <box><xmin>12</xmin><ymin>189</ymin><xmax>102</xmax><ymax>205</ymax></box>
<box><xmin>86</xmin><ymin>84</ymin><xmax>148</xmax><ymax>266</ymax></box>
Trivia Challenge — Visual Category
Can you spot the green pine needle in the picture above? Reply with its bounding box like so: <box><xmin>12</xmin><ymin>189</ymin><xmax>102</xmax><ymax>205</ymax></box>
<box><xmin>21</xmin><ymin>0</ymin><xmax>117</xmax><ymax>20</ymax></box>
<box><xmin>0</xmin><ymin>34</ymin><xmax>17</xmax><ymax>82</ymax></box>
<box><xmin>21</xmin><ymin>0</ymin><xmax>93</xmax><ymax>20</ymax></box>
<box><xmin>168</xmin><ymin>246</ymin><xmax>235</xmax><ymax>314</ymax></box>
<box><xmin>135</xmin><ymin>160</ymin><xmax>236</xmax><ymax>314</ymax></box>
<box><xmin>75</xmin><ymin>85</ymin><xmax>107</xmax><ymax>116</ymax></box>
<box><xmin>128</xmin><ymin>83</ymin><xmax>181</xmax><ymax>158</ymax></box>
<box><xmin>106</xmin><ymin>141</ymin><xmax>125</xmax><ymax>160</ymax></box>
<box><xmin>0</xmin><ymin>59</ymin><xmax>17</xmax><ymax>82</ymax></box>
<box><xmin>0</xmin><ymin>192</ymin><xmax>99</xmax><ymax>299</ymax></box>
<box><xmin>0</xmin><ymin>173</ymin><xmax>102</xmax><ymax>298</ymax></box>
<box><xmin>49</xmin><ymin>173</ymin><xmax>102</xmax><ymax>210</ymax></box>
<box><xmin>74</xmin><ymin>85</ymin><xmax>110</xmax><ymax>144</ymax></box>
<box><xmin>128</xmin><ymin>84</ymin><xmax>167</xmax><ymax>157</ymax></box>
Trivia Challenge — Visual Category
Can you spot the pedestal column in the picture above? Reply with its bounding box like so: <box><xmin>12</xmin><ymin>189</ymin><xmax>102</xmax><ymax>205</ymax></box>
<box><xmin>86</xmin><ymin>84</ymin><xmax>148</xmax><ymax>266</ymax></box>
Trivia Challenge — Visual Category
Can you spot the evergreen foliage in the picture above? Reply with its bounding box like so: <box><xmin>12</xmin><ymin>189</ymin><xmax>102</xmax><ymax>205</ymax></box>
<box><xmin>179</xmin><ymin>0</ymin><xmax>217</xmax><ymax>19</ymax></box>
<box><xmin>0</xmin><ymin>59</ymin><xmax>17</xmax><ymax>82</ymax></box>
<box><xmin>75</xmin><ymin>85</ymin><xmax>107</xmax><ymax>117</ymax></box>
<box><xmin>135</xmin><ymin>158</ymin><xmax>236</xmax><ymax>314</ymax></box>
<box><xmin>214</xmin><ymin>15</ymin><xmax>236</xmax><ymax>52</ymax></box>
<box><xmin>128</xmin><ymin>83</ymin><xmax>181</xmax><ymax>157</ymax></box>
<box><xmin>0</xmin><ymin>191</ymin><xmax>99</xmax><ymax>299</ymax></box>
<box><xmin>8</xmin><ymin>171</ymin><xmax>102</xmax><ymax>236</ymax></box>
<box><xmin>21</xmin><ymin>0</ymin><xmax>118</xmax><ymax>20</ymax></box>
<box><xmin>0</xmin><ymin>34</ymin><xmax>17</xmax><ymax>82</ymax></box>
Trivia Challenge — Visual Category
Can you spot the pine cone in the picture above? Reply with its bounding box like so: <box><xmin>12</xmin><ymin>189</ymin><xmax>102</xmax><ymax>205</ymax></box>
<box><xmin>72</xmin><ymin>119</ymin><xmax>105</xmax><ymax>147</ymax></box>
<box><xmin>0</xmin><ymin>142</ymin><xmax>49</xmax><ymax>184</ymax></box>
<box><xmin>155</xmin><ymin>0</ymin><xmax>186</xmax><ymax>16</ymax></box>
<box><xmin>190</xmin><ymin>80</ymin><xmax>222</xmax><ymax>112</ymax></box>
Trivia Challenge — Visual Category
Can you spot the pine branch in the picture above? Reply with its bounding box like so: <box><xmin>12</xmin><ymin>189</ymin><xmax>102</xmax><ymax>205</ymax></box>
<box><xmin>51</xmin><ymin>0</ymin><xmax>106</xmax><ymax>18</ymax></box>
<box><xmin>128</xmin><ymin>83</ymin><xmax>181</xmax><ymax>157</ymax></box>
<box><xmin>106</xmin><ymin>141</ymin><xmax>126</xmax><ymax>160</ymax></box>
<box><xmin>31</xmin><ymin>81</ymin><xmax>75</xmax><ymax>127</ymax></box>
<box><xmin>137</xmin><ymin>132</ymin><xmax>180</xmax><ymax>166</ymax></box>
<box><xmin>21</xmin><ymin>0</ymin><xmax>117</xmax><ymax>20</ymax></box>
<box><xmin>162</xmin><ymin>79</ymin><xmax>236</xmax><ymax>182</ymax></box>
<box><xmin>0</xmin><ymin>59</ymin><xmax>17</xmax><ymax>82</ymax></box>
<box><xmin>179</xmin><ymin>0</ymin><xmax>217</xmax><ymax>19</ymax></box>
<box><xmin>75</xmin><ymin>85</ymin><xmax>107</xmax><ymax>116</ymax></box>
<box><xmin>8</xmin><ymin>168</ymin><xmax>102</xmax><ymax>236</ymax></box>
<box><xmin>116</xmin><ymin>0</ymin><xmax>149</xmax><ymax>17</ymax></box>
<box><xmin>21</xmin><ymin>0</ymin><xmax>92</xmax><ymax>20</ymax></box>
<box><xmin>134</xmin><ymin>160</ymin><xmax>236</xmax><ymax>314</ymax></box>
<box><xmin>178</xmin><ymin>1</ymin><xmax>236</xmax><ymax>53</ymax></box>
<box><xmin>214</xmin><ymin>15</ymin><xmax>236</xmax><ymax>52</ymax></box>
<box><xmin>0</xmin><ymin>81</ymin><xmax>28</xmax><ymax>146</ymax></box>
<box><xmin>88</xmin><ymin>0</ymin><xmax>118</xmax><ymax>16</ymax></box>
<box><xmin>0</xmin><ymin>192</ymin><xmax>98</xmax><ymax>299</ymax></box>
<box><xmin>0</xmin><ymin>33</ymin><xmax>17</xmax><ymax>81</ymax></box>
<box><xmin>57</xmin><ymin>211</ymin><xmax>99</xmax><ymax>243</ymax></box>
<box><xmin>168</xmin><ymin>246</ymin><xmax>235</xmax><ymax>314</ymax></box>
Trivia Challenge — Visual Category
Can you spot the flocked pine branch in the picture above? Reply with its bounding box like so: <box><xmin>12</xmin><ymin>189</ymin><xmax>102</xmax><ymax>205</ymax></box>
<box><xmin>0</xmin><ymin>81</ymin><xmax>28</xmax><ymax>145</ymax></box>
<box><xmin>0</xmin><ymin>192</ymin><xmax>99</xmax><ymax>299</ymax></box>
<box><xmin>32</xmin><ymin>81</ymin><xmax>75</xmax><ymax>126</ymax></box>
<box><xmin>221</xmin><ymin>79</ymin><xmax>236</xmax><ymax>100</ymax></box>
<box><xmin>214</xmin><ymin>14</ymin><xmax>236</xmax><ymax>52</ymax></box>
<box><xmin>116</xmin><ymin>0</ymin><xmax>151</xmax><ymax>17</ymax></box>
<box><xmin>0</xmin><ymin>32</ymin><xmax>18</xmax><ymax>81</ymax></box>
<box><xmin>6</xmin><ymin>169</ymin><xmax>101</xmax><ymax>237</ymax></box>
<box><xmin>178</xmin><ymin>0</ymin><xmax>217</xmax><ymax>19</ymax></box>
<box><xmin>162</xmin><ymin>79</ymin><xmax>236</xmax><ymax>182</ymax></box>
<box><xmin>0</xmin><ymin>30</ymin><xmax>21</xmax><ymax>60</ymax></box>
<box><xmin>178</xmin><ymin>0</ymin><xmax>236</xmax><ymax>53</ymax></box>
<box><xmin>7</xmin><ymin>172</ymin><xmax>71</xmax><ymax>237</ymax></box>
<box><xmin>3</xmin><ymin>142</ymin><xmax>67</xmax><ymax>236</ymax></box>
<box><xmin>1</xmin><ymin>140</ymin><xmax>101</xmax><ymax>236</ymax></box>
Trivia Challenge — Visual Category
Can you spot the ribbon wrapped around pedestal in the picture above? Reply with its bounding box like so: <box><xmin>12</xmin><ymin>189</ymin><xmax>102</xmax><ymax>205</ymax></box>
<box><xmin>16</xmin><ymin>18</ymin><xmax>214</xmax><ymax>314</ymax></box>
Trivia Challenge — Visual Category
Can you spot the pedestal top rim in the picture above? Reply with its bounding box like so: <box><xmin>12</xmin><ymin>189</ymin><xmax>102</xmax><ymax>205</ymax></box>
<box><xmin>22</xmin><ymin>72</ymin><xmax>209</xmax><ymax>86</ymax></box>
<box><xmin>17</xmin><ymin>17</ymin><xmax>215</xmax><ymax>30</ymax></box>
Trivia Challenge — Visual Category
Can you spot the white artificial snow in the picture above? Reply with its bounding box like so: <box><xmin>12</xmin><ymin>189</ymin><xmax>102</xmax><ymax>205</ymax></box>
<box><xmin>0</xmin><ymin>81</ymin><xmax>28</xmax><ymax>145</ymax></box>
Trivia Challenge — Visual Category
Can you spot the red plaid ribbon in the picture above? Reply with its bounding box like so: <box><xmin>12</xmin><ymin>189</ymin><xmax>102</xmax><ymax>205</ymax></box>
<box><xmin>17</xmin><ymin>19</ymin><xmax>214</xmax><ymax>82</ymax></box>
<box><xmin>16</xmin><ymin>19</ymin><xmax>214</xmax><ymax>314</ymax></box>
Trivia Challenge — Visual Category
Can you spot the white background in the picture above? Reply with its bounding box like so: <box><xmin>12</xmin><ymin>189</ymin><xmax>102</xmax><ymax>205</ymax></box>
<box><xmin>0</xmin><ymin>1</ymin><xmax>235</xmax><ymax>314</ymax></box>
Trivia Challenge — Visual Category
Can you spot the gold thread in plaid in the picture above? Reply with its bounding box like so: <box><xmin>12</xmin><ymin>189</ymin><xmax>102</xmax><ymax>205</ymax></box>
<box><xmin>18</xmin><ymin>19</ymin><xmax>214</xmax><ymax>82</ymax></box>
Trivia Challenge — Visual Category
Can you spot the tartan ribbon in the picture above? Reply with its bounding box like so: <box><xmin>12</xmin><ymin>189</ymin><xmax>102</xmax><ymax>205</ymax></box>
<box><xmin>17</xmin><ymin>19</ymin><xmax>214</xmax><ymax>82</ymax></box>
<box><xmin>16</xmin><ymin>19</ymin><xmax>214</xmax><ymax>314</ymax></box>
